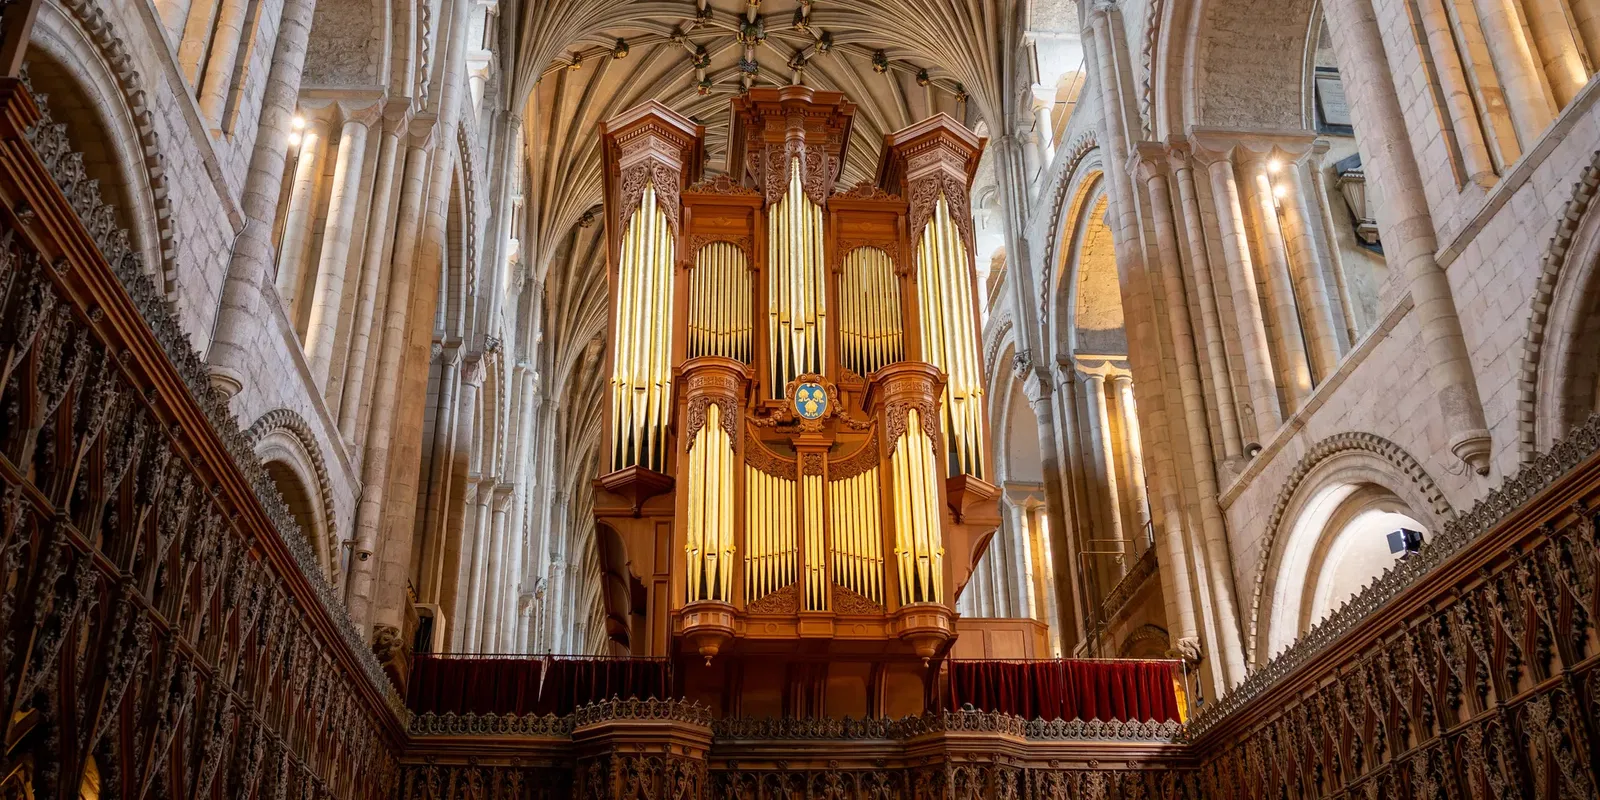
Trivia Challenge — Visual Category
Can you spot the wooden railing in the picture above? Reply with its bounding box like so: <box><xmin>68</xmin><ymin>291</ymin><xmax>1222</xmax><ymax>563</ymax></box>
<box><xmin>1191</xmin><ymin>414</ymin><xmax>1600</xmax><ymax>797</ymax></box>
<box><xmin>0</xmin><ymin>78</ymin><xmax>403</xmax><ymax>798</ymax></box>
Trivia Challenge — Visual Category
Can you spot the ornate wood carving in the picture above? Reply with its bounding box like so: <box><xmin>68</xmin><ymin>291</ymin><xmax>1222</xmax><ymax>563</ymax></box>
<box><xmin>0</xmin><ymin>79</ymin><xmax>400</xmax><ymax>800</ymax></box>
<box><xmin>829</xmin><ymin>434</ymin><xmax>880</xmax><ymax>481</ymax></box>
<box><xmin>745</xmin><ymin>582</ymin><xmax>799</xmax><ymax>615</ymax></box>
<box><xmin>831</xmin><ymin>584</ymin><xmax>883</xmax><ymax>615</ymax></box>
<box><xmin>743</xmin><ymin>433</ymin><xmax>795</xmax><ymax>479</ymax></box>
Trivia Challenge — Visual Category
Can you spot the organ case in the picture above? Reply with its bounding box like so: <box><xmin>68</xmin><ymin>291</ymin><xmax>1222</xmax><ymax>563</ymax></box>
<box><xmin>593</xmin><ymin>87</ymin><xmax>1003</xmax><ymax>715</ymax></box>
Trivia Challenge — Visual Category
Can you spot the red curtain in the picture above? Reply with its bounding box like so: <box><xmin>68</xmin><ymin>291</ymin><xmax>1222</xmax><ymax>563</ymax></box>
<box><xmin>407</xmin><ymin>657</ymin><xmax>672</xmax><ymax>717</ymax></box>
<box><xmin>946</xmin><ymin>660</ymin><xmax>1180</xmax><ymax>723</ymax></box>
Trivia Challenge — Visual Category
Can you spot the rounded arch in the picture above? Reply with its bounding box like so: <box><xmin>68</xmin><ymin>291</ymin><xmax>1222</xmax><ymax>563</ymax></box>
<box><xmin>27</xmin><ymin>0</ymin><xmax>171</xmax><ymax>293</ymax></box>
<box><xmin>1522</xmin><ymin>150</ymin><xmax>1600</xmax><ymax>461</ymax></box>
<box><xmin>1248</xmin><ymin>432</ymin><xmax>1453</xmax><ymax>664</ymax></box>
<box><xmin>246</xmin><ymin>409</ymin><xmax>339</xmax><ymax>585</ymax></box>
<box><xmin>988</xmin><ymin>341</ymin><xmax>1044</xmax><ymax>487</ymax></box>
<box><xmin>1119</xmin><ymin>624</ymin><xmax>1171</xmax><ymax>659</ymax></box>
<box><xmin>1041</xmin><ymin>150</ymin><xmax>1110</xmax><ymax>364</ymax></box>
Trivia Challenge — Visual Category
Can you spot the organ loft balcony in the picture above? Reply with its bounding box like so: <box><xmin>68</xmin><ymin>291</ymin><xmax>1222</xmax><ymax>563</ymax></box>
<box><xmin>590</xmin><ymin>86</ymin><xmax>1009</xmax><ymax>714</ymax></box>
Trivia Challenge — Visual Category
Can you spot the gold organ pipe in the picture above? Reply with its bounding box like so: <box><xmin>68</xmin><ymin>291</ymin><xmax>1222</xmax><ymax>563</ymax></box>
<box><xmin>767</xmin><ymin>159</ymin><xmax>825</xmax><ymax>396</ymax></box>
<box><xmin>610</xmin><ymin>183</ymin><xmax>676</xmax><ymax>471</ymax></box>
<box><xmin>915</xmin><ymin>193</ymin><xmax>984</xmax><ymax>480</ymax></box>
<box><xmin>888</xmin><ymin>410</ymin><xmax>944</xmax><ymax>605</ymax></box>
<box><xmin>891</xmin><ymin>442</ymin><xmax>912</xmax><ymax>605</ymax></box>
<box><xmin>838</xmin><ymin>248</ymin><xmax>903</xmax><ymax>376</ymax></box>
<box><xmin>686</xmin><ymin>423</ymin><xmax>706</xmax><ymax>601</ymax></box>
<box><xmin>689</xmin><ymin>243</ymin><xmax>752</xmax><ymax>361</ymax></box>
<box><xmin>743</xmin><ymin>460</ymin><xmax>800</xmax><ymax>605</ymax></box>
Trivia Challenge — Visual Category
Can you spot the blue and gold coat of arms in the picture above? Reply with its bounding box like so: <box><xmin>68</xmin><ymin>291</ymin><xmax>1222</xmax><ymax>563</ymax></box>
<box><xmin>794</xmin><ymin>383</ymin><xmax>829</xmax><ymax>420</ymax></box>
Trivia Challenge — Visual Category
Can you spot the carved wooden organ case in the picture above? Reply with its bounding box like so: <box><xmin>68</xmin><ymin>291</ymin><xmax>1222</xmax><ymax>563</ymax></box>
<box><xmin>594</xmin><ymin>88</ymin><xmax>1000</xmax><ymax>699</ymax></box>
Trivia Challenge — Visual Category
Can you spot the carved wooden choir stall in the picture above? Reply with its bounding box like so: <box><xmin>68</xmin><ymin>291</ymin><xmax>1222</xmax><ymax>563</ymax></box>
<box><xmin>591</xmin><ymin>87</ymin><xmax>1005</xmax><ymax>716</ymax></box>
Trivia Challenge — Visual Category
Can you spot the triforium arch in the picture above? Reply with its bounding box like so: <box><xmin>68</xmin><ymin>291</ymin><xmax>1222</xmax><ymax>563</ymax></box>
<box><xmin>247</xmin><ymin>408</ymin><xmax>341</xmax><ymax>585</ymax></box>
<box><xmin>26</xmin><ymin>0</ymin><xmax>170</xmax><ymax>294</ymax></box>
<box><xmin>1249</xmin><ymin>432</ymin><xmax>1453</xmax><ymax>664</ymax></box>
<box><xmin>1524</xmin><ymin>150</ymin><xmax>1600</xmax><ymax>460</ymax></box>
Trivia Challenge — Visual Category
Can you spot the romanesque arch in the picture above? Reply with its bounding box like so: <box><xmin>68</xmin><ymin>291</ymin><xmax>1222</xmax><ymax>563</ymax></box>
<box><xmin>28</xmin><ymin>0</ymin><xmax>171</xmax><ymax>294</ymax></box>
<box><xmin>1523</xmin><ymin>150</ymin><xmax>1600</xmax><ymax>461</ymax></box>
<box><xmin>247</xmin><ymin>409</ymin><xmax>341</xmax><ymax>585</ymax></box>
<box><xmin>1248</xmin><ymin>432</ymin><xmax>1453</xmax><ymax>663</ymax></box>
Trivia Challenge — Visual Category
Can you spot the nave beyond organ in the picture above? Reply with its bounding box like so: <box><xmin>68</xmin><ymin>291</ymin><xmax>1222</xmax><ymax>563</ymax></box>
<box><xmin>592</xmin><ymin>86</ymin><xmax>1019</xmax><ymax>716</ymax></box>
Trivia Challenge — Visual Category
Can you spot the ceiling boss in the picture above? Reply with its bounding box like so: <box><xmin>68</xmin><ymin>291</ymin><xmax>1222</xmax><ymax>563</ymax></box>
<box><xmin>592</xmin><ymin>85</ymin><xmax>998</xmax><ymax>715</ymax></box>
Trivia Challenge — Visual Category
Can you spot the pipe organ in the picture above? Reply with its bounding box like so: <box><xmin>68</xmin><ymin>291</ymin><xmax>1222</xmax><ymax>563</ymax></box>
<box><xmin>594</xmin><ymin>89</ymin><xmax>1003</xmax><ymax>717</ymax></box>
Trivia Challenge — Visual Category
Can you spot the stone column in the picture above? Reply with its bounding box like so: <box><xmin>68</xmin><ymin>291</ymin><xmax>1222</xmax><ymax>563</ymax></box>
<box><xmin>1308</xmin><ymin>140</ymin><xmax>1362</xmax><ymax>347</ymax></box>
<box><xmin>157</xmin><ymin>0</ymin><xmax>193</xmax><ymax>43</ymax></box>
<box><xmin>1278</xmin><ymin>154</ymin><xmax>1343</xmax><ymax>378</ymax></box>
<box><xmin>206</xmin><ymin>0</ymin><xmax>318</xmax><ymax>396</ymax></box>
<box><xmin>458</xmin><ymin>480</ymin><xmax>495</xmax><ymax>652</ymax></box>
<box><xmin>1524</xmin><ymin>0</ymin><xmax>1589</xmax><ymax>106</ymax></box>
<box><xmin>1112</xmin><ymin>374</ymin><xmax>1149</xmax><ymax>543</ymax></box>
<box><xmin>1168</xmin><ymin>146</ymin><xmax>1243</xmax><ymax>459</ymax></box>
<box><xmin>1197</xmin><ymin>147</ymin><xmax>1281</xmax><ymax>438</ymax></box>
<box><xmin>1241</xmin><ymin>152</ymin><xmax>1313</xmax><ymax>402</ymax></box>
<box><xmin>481</xmin><ymin>483</ymin><xmax>515</xmax><ymax>652</ymax></box>
<box><xmin>195</xmin><ymin>0</ymin><xmax>249</xmax><ymax>125</ymax></box>
<box><xmin>994</xmin><ymin>129</ymin><xmax>1081</xmax><ymax>648</ymax></box>
<box><xmin>1326</xmin><ymin>0</ymin><xmax>1493</xmax><ymax>474</ymax></box>
<box><xmin>1026</xmin><ymin>506</ymin><xmax>1063</xmax><ymax>655</ymax></box>
<box><xmin>1470</xmin><ymin>0</ymin><xmax>1555</xmax><ymax>144</ymax></box>
<box><xmin>1135</xmin><ymin>153</ymin><xmax>1248</xmax><ymax>686</ymax></box>
<box><xmin>343</xmin><ymin>132</ymin><xmax>434</xmax><ymax>630</ymax></box>
<box><xmin>1081</xmin><ymin>371</ymin><xmax>1125</xmax><ymax>564</ymax></box>
<box><xmin>503</xmin><ymin>362</ymin><xmax>538</xmax><ymax>651</ymax></box>
<box><xmin>1005</xmin><ymin>497</ymin><xmax>1037</xmax><ymax>619</ymax></box>
<box><xmin>337</xmin><ymin>110</ymin><xmax>407</xmax><ymax>441</ymax></box>
<box><xmin>304</xmin><ymin>109</ymin><xmax>377</xmax><ymax>389</ymax></box>
<box><xmin>1032</xmin><ymin>95</ymin><xmax>1055</xmax><ymax>173</ymax></box>
<box><xmin>274</xmin><ymin>115</ymin><xmax>330</xmax><ymax>323</ymax></box>
<box><xmin>1415</xmin><ymin>0</ymin><xmax>1498</xmax><ymax>187</ymax></box>
<box><xmin>516</xmin><ymin>595</ymin><xmax>534</xmax><ymax>653</ymax></box>
<box><xmin>419</xmin><ymin>347</ymin><xmax>472</xmax><ymax>604</ymax></box>
<box><xmin>373</xmin><ymin>0</ymin><xmax>474</xmax><ymax>637</ymax></box>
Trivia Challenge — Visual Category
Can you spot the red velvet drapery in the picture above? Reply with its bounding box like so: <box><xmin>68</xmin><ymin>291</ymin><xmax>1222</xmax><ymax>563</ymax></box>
<box><xmin>946</xmin><ymin>660</ymin><xmax>1180</xmax><ymax>723</ymax></box>
<box><xmin>407</xmin><ymin>656</ymin><xmax>672</xmax><ymax>716</ymax></box>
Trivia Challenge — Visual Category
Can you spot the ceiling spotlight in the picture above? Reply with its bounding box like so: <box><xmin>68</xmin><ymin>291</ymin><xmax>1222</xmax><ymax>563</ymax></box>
<box><xmin>291</xmin><ymin>114</ymin><xmax>306</xmax><ymax>130</ymax></box>
<box><xmin>1267</xmin><ymin>158</ymin><xmax>1283</xmax><ymax>173</ymax></box>
<box><xmin>612</xmin><ymin>38</ymin><xmax>629</xmax><ymax>59</ymax></box>
<box><xmin>1273</xmin><ymin>185</ymin><xmax>1288</xmax><ymax>199</ymax></box>
<box><xmin>288</xmin><ymin>131</ymin><xmax>302</xmax><ymax>146</ymax></box>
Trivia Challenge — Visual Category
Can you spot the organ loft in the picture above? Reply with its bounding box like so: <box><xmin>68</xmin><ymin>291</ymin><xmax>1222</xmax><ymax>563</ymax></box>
<box><xmin>592</xmin><ymin>86</ymin><xmax>1007</xmax><ymax>716</ymax></box>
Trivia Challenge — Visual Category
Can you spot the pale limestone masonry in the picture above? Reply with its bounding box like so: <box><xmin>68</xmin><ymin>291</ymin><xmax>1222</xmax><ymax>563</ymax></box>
<box><xmin>39</xmin><ymin>0</ymin><xmax>1600</xmax><ymax>694</ymax></box>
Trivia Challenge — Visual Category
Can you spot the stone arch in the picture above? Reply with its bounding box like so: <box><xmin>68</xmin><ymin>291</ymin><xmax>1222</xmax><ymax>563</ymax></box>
<box><xmin>1118</xmin><ymin>624</ymin><xmax>1171</xmax><ymax>658</ymax></box>
<box><xmin>1247</xmin><ymin>432</ymin><xmax>1452</xmax><ymax>664</ymax></box>
<box><xmin>1521</xmin><ymin>150</ymin><xmax>1600</xmax><ymax>461</ymax></box>
<box><xmin>1040</xmin><ymin>147</ymin><xmax>1109</xmax><ymax>363</ymax></box>
<box><xmin>246</xmin><ymin>409</ymin><xmax>340</xmax><ymax>586</ymax></box>
<box><xmin>28</xmin><ymin>0</ymin><xmax>174</xmax><ymax>295</ymax></box>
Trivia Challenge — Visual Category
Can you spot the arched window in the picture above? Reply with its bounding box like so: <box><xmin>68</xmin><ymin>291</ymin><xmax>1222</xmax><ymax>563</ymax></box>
<box><xmin>1267</xmin><ymin>483</ymin><xmax>1428</xmax><ymax>655</ymax></box>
